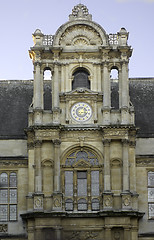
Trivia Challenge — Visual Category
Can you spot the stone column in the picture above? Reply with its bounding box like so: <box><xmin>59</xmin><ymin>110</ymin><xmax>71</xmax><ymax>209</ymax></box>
<box><xmin>73</xmin><ymin>171</ymin><xmax>77</xmax><ymax>212</ymax></box>
<box><xmin>121</xmin><ymin>62</ymin><xmax>129</xmax><ymax>124</ymax></box>
<box><xmin>122</xmin><ymin>140</ymin><xmax>129</xmax><ymax>192</ymax></box>
<box><xmin>129</xmin><ymin>140</ymin><xmax>136</xmax><ymax>193</ymax></box>
<box><xmin>105</xmin><ymin>227</ymin><xmax>112</xmax><ymax>240</ymax></box>
<box><xmin>34</xmin><ymin>140</ymin><xmax>42</xmax><ymax>193</ymax></box>
<box><xmin>102</xmin><ymin>63</ymin><xmax>110</xmax><ymax>125</ymax></box>
<box><xmin>103</xmin><ymin>139</ymin><xmax>111</xmax><ymax>191</ymax></box>
<box><xmin>87</xmin><ymin>170</ymin><xmax>91</xmax><ymax>211</ymax></box>
<box><xmin>33</xmin><ymin>140</ymin><xmax>44</xmax><ymax>212</ymax></box>
<box><xmin>103</xmin><ymin>140</ymin><xmax>113</xmax><ymax>210</ymax></box>
<box><xmin>121</xmin><ymin>62</ymin><xmax>129</xmax><ymax>108</ymax></box>
<box><xmin>34</xmin><ymin>62</ymin><xmax>43</xmax><ymax>109</ymax></box>
<box><xmin>124</xmin><ymin>228</ymin><xmax>131</xmax><ymax>240</ymax></box>
<box><xmin>118</xmin><ymin>69</ymin><xmax>122</xmax><ymax>109</ymax></box>
<box><xmin>52</xmin><ymin>139</ymin><xmax>62</xmax><ymax>211</ymax></box>
<box><xmin>53</xmin><ymin>139</ymin><xmax>61</xmax><ymax>192</ymax></box>
<box><xmin>52</xmin><ymin>63</ymin><xmax>60</xmax><ymax>123</ymax></box>
<box><xmin>129</xmin><ymin>140</ymin><xmax>139</xmax><ymax>210</ymax></box>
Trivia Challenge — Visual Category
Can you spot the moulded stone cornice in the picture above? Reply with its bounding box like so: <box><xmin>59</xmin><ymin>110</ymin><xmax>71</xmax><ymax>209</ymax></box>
<box><xmin>0</xmin><ymin>159</ymin><xmax>28</xmax><ymax>167</ymax></box>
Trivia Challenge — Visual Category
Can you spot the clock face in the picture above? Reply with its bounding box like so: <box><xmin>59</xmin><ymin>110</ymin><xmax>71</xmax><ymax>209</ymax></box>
<box><xmin>71</xmin><ymin>102</ymin><xmax>92</xmax><ymax>122</ymax></box>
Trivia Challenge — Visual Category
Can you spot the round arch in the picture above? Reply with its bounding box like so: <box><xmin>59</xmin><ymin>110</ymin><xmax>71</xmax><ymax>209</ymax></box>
<box><xmin>61</xmin><ymin>144</ymin><xmax>103</xmax><ymax>166</ymax></box>
<box><xmin>53</xmin><ymin>20</ymin><xmax>108</xmax><ymax>47</ymax></box>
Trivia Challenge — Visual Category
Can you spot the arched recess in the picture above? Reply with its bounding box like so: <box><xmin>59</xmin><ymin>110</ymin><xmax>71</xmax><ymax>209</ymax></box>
<box><xmin>72</xmin><ymin>67</ymin><xmax>90</xmax><ymax>90</ymax></box>
<box><xmin>111</xmin><ymin>159</ymin><xmax>122</xmax><ymax>192</ymax></box>
<box><xmin>43</xmin><ymin>67</ymin><xmax>52</xmax><ymax>110</ymax></box>
<box><xmin>110</xmin><ymin>66</ymin><xmax>119</xmax><ymax>110</ymax></box>
<box><xmin>42</xmin><ymin>159</ymin><xmax>54</xmax><ymax>195</ymax></box>
<box><xmin>61</xmin><ymin>145</ymin><xmax>103</xmax><ymax>212</ymax></box>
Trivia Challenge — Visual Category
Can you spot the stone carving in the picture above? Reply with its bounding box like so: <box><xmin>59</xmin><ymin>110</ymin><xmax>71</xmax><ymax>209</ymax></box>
<box><xmin>136</xmin><ymin>158</ymin><xmax>154</xmax><ymax>167</ymax></box>
<box><xmin>0</xmin><ymin>160</ymin><xmax>27</xmax><ymax>167</ymax></box>
<box><xmin>114</xmin><ymin>231</ymin><xmax>120</xmax><ymax>240</ymax></box>
<box><xmin>53</xmin><ymin>197</ymin><xmax>62</xmax><ymax>208</ymax></box>
<box><xmin>104</xmin><ymin>197</ymin><xmax>112</xmax><ymax>207</ymax></box>
<box><xmin>42</xmin><ymin>159</ymin><xmax>53</xmax><ymax>168</ymax></box>
<box><xmin>65</xmin><ymin>150</ymin><xmax>99</xmax><ymax>167</ymax></box>
<box><xmin>123</xmin><ymin>196</ymin><xmax>131</xmax><ymax>206</ymax></box>
<box><xmin>121</xmin><ymin>194</ymin><xmax>131</xmax><ymax>209</ymax></box>
<box><xmin>103</xmin><ymin>195</ymin><xmax>113</xmax><ymax>208</ymax></box>
<box><xmin>69</xmin><ymin>4</ymin><xmax>92</xmax><ymax>21</ymax></box>
<box><xmin>0</xmin><ymin>224</ymin><xmax>7</xmax><ymax>233</ymax></box>
<box><xmin>34</xmin><ymin>196</ymin><xmax>43</xmax><ymax>210</ymax></box>
<box><xmin>64</xmin><ymin>231</ymin><xmax>99</xmax><ymax>240</ymax></box>
<box><xmin>59</xmin><ymin>25</ymin><xmax>102</xmax><ymax>46</ymax></box>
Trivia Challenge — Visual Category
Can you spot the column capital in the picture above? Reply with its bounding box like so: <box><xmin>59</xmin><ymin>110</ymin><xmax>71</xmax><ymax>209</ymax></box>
<box><xmin>53</xmin><ymin>139</ymin><xmax>61</xmax><ymax>146</ymax></box>
<box><xmin>102</xmin><ymin>139</ymin><xmax>111</xmax><ymax>146</ymax></box>
<box><xmin>129</xmin><ymin>140</ymin><xmax>136</xmax><ymax>148</ymax></box>
<box><xmin>121</xmin><ymin>139</ymin><xmax>129</xmax><ymax>146</ymax></box>
<box><xmin>34</xmin><ymin>140</ymin><xmax>42</xmax><ymax>148</ymax></box>
<box><xmin>34</xmin><ymin>61</ymin><xmax>41</xmax><ymax>67</ymax></box>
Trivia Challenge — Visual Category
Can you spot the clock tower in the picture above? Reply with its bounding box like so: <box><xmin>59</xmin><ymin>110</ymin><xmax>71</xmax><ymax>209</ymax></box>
<box><xmin>24</xmin><ymin>4</ymin><xmax>143</xmax><ymax>240</ymax></box>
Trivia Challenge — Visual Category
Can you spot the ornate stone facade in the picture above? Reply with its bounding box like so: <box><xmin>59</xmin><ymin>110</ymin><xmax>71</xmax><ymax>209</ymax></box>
<box><xmin>0</xmin><ymin>3</ymin><xmax>154</xmax><ymax>240</ymax></box>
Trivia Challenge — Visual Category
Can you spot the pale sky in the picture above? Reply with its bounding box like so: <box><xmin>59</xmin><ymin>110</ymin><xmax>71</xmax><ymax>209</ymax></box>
<box><xmin>0</xmin><ymin>0</ymin><xmax>154</xmax><ymax>80</ymax></box>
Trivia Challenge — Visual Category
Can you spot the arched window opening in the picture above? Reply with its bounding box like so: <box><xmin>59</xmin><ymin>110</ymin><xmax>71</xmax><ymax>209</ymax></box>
<box><xmin>72</xmin><ymin>68</ymin><xmax>90</xmax><ymax>90</ymax></box>
<box><xmin>43</xmin><ymin>69</ymin><xmax>52</xmax><ymax>80</ymax></box>
<box><xmin>110</xmin><ymin>69</ymin><xmax>118</xmax><ymax>80</ymax></box>
<box><xmin>110</xmin><ymin>68</ymin><xmax>119</xmax><ymax>109</ymax></box>
<box><xmin>63</xmin><ymin>149</ymin><xmax>100</xmax><ymax>212</ymax></box>
<box><xmin>43</xmin><ymin>68</ymin><xmax>52</xmax><ymax>110</ymax></box>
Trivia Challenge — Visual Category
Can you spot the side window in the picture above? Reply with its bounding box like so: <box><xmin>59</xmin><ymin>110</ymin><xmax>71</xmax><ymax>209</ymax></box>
<box><xmin>72</xmin><ymin>69</ymin><xmax>90</xmax><ymax>90</ymax></box>
<box><xmin>0</xmin><ymin>172</ymin><xmax>17</xmax><ymax>221</ymax></box>
<box><xmin>148</xmin><ymin>171</ymin><xmax>154</xmax><ymax>219</ymax></box>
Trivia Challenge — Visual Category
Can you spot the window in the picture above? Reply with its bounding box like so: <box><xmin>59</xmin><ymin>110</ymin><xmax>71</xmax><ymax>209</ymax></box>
<box><xmin>148</xmin><ymin>171</ymin><xmax>154</xmax><ymax>219</ymax></box>
<box><xmin>110</xmin><ymin>67</ymin><xmax>119</xmax><ymax>109</ymax></box>
<box><xmin>43</xmin><ymin>68</ymin><xmax>52</xmax><ymax>110</ymax></box>
<box><xmin>63</xmin><ymin>149</ymin><xmax>100</xmax><ymax>212</ymax></box>
<box><xmin>72</xmin><ymin>69</ymin><xmax>90</xmax><ymax>90</ymax></box>
<box><xmin>0</xmin><ymin>172</ymin><xmax>17</xmax><ymax>221</ymax></box>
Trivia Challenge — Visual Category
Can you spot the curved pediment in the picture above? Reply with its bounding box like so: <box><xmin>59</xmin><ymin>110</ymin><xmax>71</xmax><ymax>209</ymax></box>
<box><xmin>58</xmin><ymin>24</ymin><xmax>103</xmax><ymax>47</ymax></box>
<box><xmin>53</xmin><ymin>5</ymin><xmax>108</xmax><ymax>47</ymax></box>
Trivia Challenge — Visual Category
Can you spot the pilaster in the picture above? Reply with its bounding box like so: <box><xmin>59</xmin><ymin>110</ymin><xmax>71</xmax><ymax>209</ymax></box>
<box><xmin>122</xmin><ymin>139</ymin><xmax>129</xmax><ymax>192</ymax></box>
<box><xmin>34</xmin><ymin>140</ymin><xmax>42</xmax><ymax>193</ymax></box>
<box><xmin>52</xmin><ymin>139</ymin><xmax>62</xmax><ymax>211</ymax></box>
<box><xmin>103</xmin><ymin>139</ymin><xmax>113</xmax><ymax>210</ymax></box>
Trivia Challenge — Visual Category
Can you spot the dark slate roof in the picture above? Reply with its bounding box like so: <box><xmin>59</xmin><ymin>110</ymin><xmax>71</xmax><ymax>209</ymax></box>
<box><xmin>0</xmin><ymin>78</ymin><xmax>154</xmax><ymax>139</ymax></box>
<box><xmin>130</xmin><ymin>78</ymin><xmax>154</xmax><ymax>137</ymax></box>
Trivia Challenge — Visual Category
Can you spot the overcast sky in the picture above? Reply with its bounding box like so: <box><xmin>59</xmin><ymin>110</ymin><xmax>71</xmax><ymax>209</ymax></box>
<box><xmin>0</xmin><ymin>0</ymin><xmax>154</xmax><ymax>80</ymax></box>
